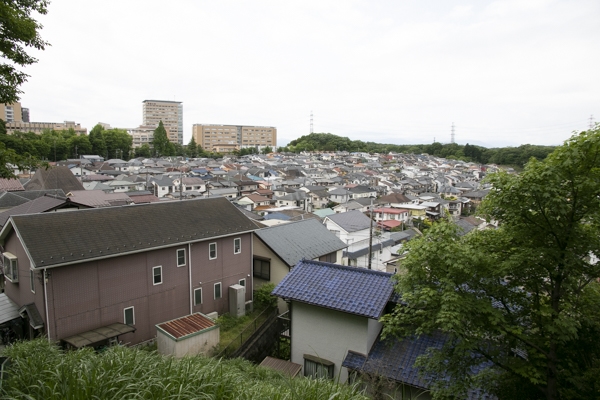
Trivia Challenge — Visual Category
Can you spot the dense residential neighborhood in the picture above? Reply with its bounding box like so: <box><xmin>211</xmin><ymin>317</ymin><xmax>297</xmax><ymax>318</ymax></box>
<box><xmin>0</xmin><ymin>0</ymin><xmax>596</xmax><ymax>397</ymax></box>
<box><xmin>0</xmin><ymin>147</ymin><xmax>505</xmax><ymax>395</ymax></box>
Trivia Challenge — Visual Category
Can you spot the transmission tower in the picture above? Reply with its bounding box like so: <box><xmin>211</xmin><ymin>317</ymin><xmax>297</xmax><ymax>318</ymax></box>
<box><xmin>589</xmin><ymin>115</ymin><xmax>595</xmax><ymax>130</ymax></box>
<box><xmin>451</xmin><ymin>122</ymin><xmax>455</xmax><ymax>144</ymax></box>
<box><xmin>310</xmin><ymin>111</ymin><xmax>313</xmax><ymax>134</ymax></box>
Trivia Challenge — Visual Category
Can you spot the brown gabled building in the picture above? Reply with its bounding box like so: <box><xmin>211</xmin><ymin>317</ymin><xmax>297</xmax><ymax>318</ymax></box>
<box><xmin>23</xmin><ymin>166</ymin><xmax>85</xmax><ymax>193</ymax></box>
<box><xmin>0</xmin><ymin>197</ymin><xmax>257</xmax><ymax>346</ymax></box>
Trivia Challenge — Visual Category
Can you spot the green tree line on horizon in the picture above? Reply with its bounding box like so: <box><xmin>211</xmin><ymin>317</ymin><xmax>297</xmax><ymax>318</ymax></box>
<box><xmin>282</xmin><ymin>132</ymin><xmax>557</xmax><ymax>167</ymax></box>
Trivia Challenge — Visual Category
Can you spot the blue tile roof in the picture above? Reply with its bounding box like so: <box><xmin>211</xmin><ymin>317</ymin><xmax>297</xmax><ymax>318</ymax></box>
<box><xmin>271</xmin><ymin>260</ymin><xmax>394</xmax><ymax>319</ymax></box>
<box><xmin>342</xmin><ymin>333</ymin><xmax>496</xmax><ymax>400</ymax></box>
<box><xmin>343</xmin><ymin>350</ymin><xmax>367</xmax><ymax>370</ymax></box>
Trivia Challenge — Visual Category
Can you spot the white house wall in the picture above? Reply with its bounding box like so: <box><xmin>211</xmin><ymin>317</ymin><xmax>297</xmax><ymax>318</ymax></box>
<box><xmin>291</xmin><ymin>301</ymin><xmax>368</xmax><ymax>383</ymax></box>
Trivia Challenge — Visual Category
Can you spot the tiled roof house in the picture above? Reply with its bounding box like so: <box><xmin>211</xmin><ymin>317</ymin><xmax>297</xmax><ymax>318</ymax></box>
<box><xmin>272</xmin><ymin>260</ymin><xmax>394</xmax><ymax>382</ymax></box>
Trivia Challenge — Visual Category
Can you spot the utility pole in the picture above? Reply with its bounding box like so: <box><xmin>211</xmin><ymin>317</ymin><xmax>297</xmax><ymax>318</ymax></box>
<box><xmin>368</xmin><ymin>196</ymin><xmax>375</xmax><ymax>270</ymax></box>
<box><xmin>179</xmin><ymin>171</ymin><xmax>183</xmax><ymax>200</ymax></box>
<box><xmin>179</xmin><ymin>173</ymin><xmax>183</xmax><ymax>201</ymax></box>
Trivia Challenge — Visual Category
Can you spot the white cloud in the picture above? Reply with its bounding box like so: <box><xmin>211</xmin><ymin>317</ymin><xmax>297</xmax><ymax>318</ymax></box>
<box><xmin>15</xmin><ymin>0</ymin><xmax>599</xmax><ymax>149</ymax></box>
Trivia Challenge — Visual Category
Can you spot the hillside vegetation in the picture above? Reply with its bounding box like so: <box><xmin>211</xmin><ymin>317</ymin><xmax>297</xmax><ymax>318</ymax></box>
<box><xmin>284</xmin><ymin>132</ymin><xmax>557</xmax><ymax>167</ymax></box>
<box><xmin>0</xmin><ymin>339</ymin><xmax>367</xmax><ymax>400</ymax></box>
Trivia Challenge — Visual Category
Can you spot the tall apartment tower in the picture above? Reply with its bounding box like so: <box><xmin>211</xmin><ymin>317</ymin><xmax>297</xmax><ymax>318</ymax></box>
<box><xmin>0</xmin><ymin>102</ymin><xmax>23</xmax><ymax>123</ymax></box>
<box><xmin>142</xmin><ymin>100</ymin><xmax>183</xmax><ymax>144</ymax></box>
<box><xmin>192</xmin><ymin>124</ymin><xmax>277</xmax><ymax>153</ymax></box>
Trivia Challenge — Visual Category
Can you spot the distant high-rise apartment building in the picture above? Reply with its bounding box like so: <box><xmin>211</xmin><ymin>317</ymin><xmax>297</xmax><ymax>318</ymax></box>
<box><xmin>0</xmin><ymin>102</ymin><xmax>22</xmax><ymax>123</ymax></box>
<box><xmin>192</xmin><ymin>124</ymin><xmax>277</xmax><ymax>153</ymax></box>
<box><xmin>142</xmin><ymin>100</ymin><xmax>183</xmax><ymax>145</ymax></box>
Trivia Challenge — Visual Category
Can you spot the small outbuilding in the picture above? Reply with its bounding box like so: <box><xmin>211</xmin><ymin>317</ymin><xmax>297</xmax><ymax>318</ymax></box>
<box><xmin>156</xmin><ymin>313</ymin><xmax>219</xmax><ymax>358</ymax></box>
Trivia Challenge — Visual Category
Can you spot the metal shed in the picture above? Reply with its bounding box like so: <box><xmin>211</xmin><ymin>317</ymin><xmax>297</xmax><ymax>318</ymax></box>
<box><xmin>156</xmin><ymin>313</ymin><xmax>219</xmax><ymax>358</ymax></box>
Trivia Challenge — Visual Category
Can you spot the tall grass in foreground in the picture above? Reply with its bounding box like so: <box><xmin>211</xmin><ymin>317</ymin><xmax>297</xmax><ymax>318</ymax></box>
<box><xmin>0</xmin><ymin>339</ymin><xmax>368</xmax><ymax>400</ymax></box>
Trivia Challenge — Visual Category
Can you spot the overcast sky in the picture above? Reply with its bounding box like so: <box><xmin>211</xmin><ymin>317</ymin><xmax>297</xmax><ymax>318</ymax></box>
<box><xmin>18</xmin><ymin>0</ymin><xmax>599</xmax><ymax>148</ymax></box>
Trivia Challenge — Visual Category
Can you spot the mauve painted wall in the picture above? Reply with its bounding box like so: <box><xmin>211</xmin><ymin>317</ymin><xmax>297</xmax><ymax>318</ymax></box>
<box><xmin>190</xmin><ymin>234</ymin><xmax>253</xmax><ymax>316</ymax></box>
<box><xmin>4</xmin><ymin>231</ymin><xmax>253</xmax><ymax>345</ymax></box>
<box><xmin>3</xmin><ymin>233</ymin><xmax>45</xmax><ymax>328</ymax></box>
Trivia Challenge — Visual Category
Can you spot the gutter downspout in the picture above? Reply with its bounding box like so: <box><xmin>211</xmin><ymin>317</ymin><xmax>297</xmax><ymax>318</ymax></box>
<box><xmin>188</xmin><ymin>243</ymin><xmax>193</xmax><ymax>315</ymax></box>
<box><xmin>43</xmin><ymin>268</ymin><xmax>50</xmax><ymax>341</ymax></box>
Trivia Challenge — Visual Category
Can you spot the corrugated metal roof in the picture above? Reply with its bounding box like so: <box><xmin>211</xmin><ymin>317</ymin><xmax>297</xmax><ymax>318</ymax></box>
<box><xmin>259</xmin><ymin>356</ymin><xmax>302</xmax><ymax>377</ymax></box>
<box><xmin>157</xmin><ymin>313</ymin><xmax>216</xmax><ymax>340</ymax></box>
<box><xmin>0</xmin><ymin>293</ymin><xmax>20</xmax><ymax>324</ymax></box>
<box><xmin>62</xmin><ymin>323</ymin><xmax>136</xmax><ymax>348</ymax></box>
<box><xmin>255</xmin><ymin>219</ymin><xmax>347</xmax><ymax>267</ymax></box>
<box><xmin>272</xmin><ymin>260</ymin><xmax>394</xmax><ymax>319</ymax></box>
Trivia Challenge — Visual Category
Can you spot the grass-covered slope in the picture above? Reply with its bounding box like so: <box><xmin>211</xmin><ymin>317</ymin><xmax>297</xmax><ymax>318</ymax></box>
<box><xmin>0</xmin><ymin>339</ymin><xmax>367</xmax><ymax>400</ymax></box>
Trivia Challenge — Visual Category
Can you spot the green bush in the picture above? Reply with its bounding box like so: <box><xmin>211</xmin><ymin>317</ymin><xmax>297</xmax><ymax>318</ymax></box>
<box><xmin>254</xmin><ymin>283</ymin><xmax>277</xmax><ymax>309</ymax></box>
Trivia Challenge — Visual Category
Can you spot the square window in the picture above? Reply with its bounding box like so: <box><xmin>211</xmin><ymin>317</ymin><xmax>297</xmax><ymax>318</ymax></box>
<box><xmin>124</xmin><ymin>307</ymin><xmax>135</xmax><ymax>325</ymax></box>
<box><xmin>319</xmin><ymin>252</ymin><xmax>337</xmax><ymax>263</ymax></box>
<box><xmin>304</xmin><ymin>355</ymin><xmax>334</xmax><ymax>379</ymax></box>
<box><xmin>239</xmin><ymin>278</ymin><xmax>245</xmax><ymax>287</ymax></box>
<box><xmin>194</xmin><ymin>288</ymin><xmax>202</xmax><ymax>306</ymax></box>
<box><xmin>177</xmin><ymin>248</ymin><xmax>186</xmax><ymax>267</ymax></box>
<box><xmin>234</xmin><ymin>238</ymin><xmax>241</xmax><ymax>254</ymax></box>
<box><xmin>253</xmin><ymin>258</ymin><xmax>270</xmax><ymax>280</ymax></box>
<box><xmin>209</xmin><ymin>243</ymin><xmax>217</xmax><ymax>260</ymax></box>
<box><xmin>153</xmin><ymin>266</ymin><xmax>162</xmax><ymax>285</ymax></box>
<box><xmin>214</xmin><ymin>282</ymin><xmax>222</xmax><ymax>299</ymax></box>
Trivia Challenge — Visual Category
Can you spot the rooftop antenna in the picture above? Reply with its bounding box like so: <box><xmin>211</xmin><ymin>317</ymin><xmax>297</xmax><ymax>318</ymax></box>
<box><xmin>310</xmin><ymin>111</ymin><xmax>313</xmax><ymax>134</ymax></box>
<box><xmin>451</xmin><ymin>122</ymin><xmax>455</xmax><ymax>144</ymax></box>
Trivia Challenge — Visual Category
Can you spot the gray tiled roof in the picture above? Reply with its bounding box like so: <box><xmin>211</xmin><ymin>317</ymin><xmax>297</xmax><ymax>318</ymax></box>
<box><xmin>0</xmin><ymin>189</ymin><xmax>66</xmax><ymax>209</ymax></box>
<box><xmin>2</xmin><ymin>197</ymin><xmax>257</xmax><ymax>269</ymax></box>
<box><xmin>325</xmin><ymin>210</ymin><xmax>371</xmax><ymax>232</ymax></box>
<box><xmin>272</xmin><ymin>260</ymin><xmax>394</xmax><ymax>319</ymax></box>
<box><xmin>255</xmin><ymin>219</ymin><xmax>347</xmax><ymax>267</ymax></box>
<box><xmin>0</xmin><ymin>196</ymin><xmax>66</xmax><ymax>227</ymax></box>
